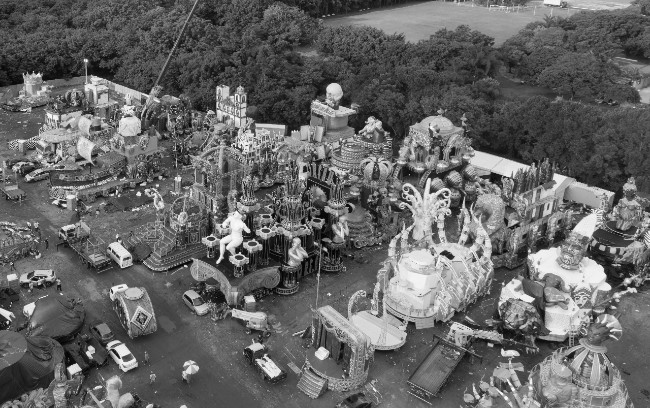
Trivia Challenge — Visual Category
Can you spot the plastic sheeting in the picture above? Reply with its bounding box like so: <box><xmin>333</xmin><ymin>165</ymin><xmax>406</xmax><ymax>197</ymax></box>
<box><xmin>131</xmin><ymin>242</ymin><xmax>152</xmax><ymax>263</ymax></box>
<box><xmin>26</xmin><ymin>296</ymin><xmax>85</xmax><ymax>343</ymax></box>
<box><xmin>0</xmin><ymin>331</ymin><xmax>65</xmax><ymax>404</ymax></box>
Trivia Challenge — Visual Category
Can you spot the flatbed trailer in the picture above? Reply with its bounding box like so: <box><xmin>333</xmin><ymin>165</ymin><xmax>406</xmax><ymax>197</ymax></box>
<box><xmin>1</xmin><ymin>184</ymin><xmax>26</xmax><ymax>201</ymax></box>
<box><xmin>407</xmin><ymin>335</ymin><xmax>471</xmax><ymax>404</ymax></box>
<box><xmin>66</xmin><ymin>235</ymin><xmax>113</xmax><ymax>272</ymax></box>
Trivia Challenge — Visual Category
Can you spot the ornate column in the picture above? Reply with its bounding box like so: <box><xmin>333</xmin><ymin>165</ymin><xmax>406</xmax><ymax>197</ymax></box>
<box><xmin>310</xmin><ymin>218</ymin><xmax>325</xmax><ymax>245</ymax></box>
<box><xmin>276</xmin><ymin>264</ymin><xmax>300</xmax><ymax>296</ymax></box>
<box><xmin>201</xmin><ymin>234</ymin><xmax>218</xmax><ymax>258</ymax></box>
<box><xmin>243</xmin><ymin>240</ymin><xmax>262</xmax><ymax>273</ymax></box>
<box><xmin>237</xmin><ymin>175</ymin><xmax>260</xmax><ymax>239</ymax></box>
<box><xmin>230</xmin><ymin>253</ymin><xmax>249</xmax><ymax>278</ymax></box>
<box><xmin>256</xmin><ymin>224</ymin><xmax>276</xmax><ymax>266</ymax></box>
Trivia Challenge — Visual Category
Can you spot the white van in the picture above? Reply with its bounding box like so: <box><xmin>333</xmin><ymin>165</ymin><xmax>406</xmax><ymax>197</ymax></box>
<box><xmin>107</xmin><ymin>242</ymin><xmax>133</xmax><ymax>269</ymax></box>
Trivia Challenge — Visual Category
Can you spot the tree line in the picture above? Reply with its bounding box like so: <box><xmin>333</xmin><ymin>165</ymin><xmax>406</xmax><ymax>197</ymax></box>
<box><xmin>0</xmin><ymin>0</ymin><xmax>649</xmax><ymax>191</ymax></box>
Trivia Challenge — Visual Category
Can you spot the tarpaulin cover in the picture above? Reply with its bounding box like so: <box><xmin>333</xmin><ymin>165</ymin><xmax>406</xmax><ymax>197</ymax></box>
<box><xmin>131</xmin><ymin>242</ymin><xmax>152</xmax><ymax>263</ymax></box>
<box><xmin>0</xmin><ymin>331</ymin><xmax>64</xmax><ymax>404</ymax></box>
<box><xmin>26</xmin><ymin>296</ymin><xmax>85</xmax><ymax>343</ymax></box>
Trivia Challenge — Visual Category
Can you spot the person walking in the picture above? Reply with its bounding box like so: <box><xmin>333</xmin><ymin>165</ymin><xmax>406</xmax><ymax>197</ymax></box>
<box><xmin>56</xmin><ymin>278</ymin><xmax>62</xmax><ymax>292</ymax></box>
<box><xmin>144</xmin><ymin>350</ymin><xmax>150</xmax><ymax>365</ymax></box>
<box><xmin>9</xmin><ymin>261</ymin><xmax>16</xmax><ymax>271</ymax></box>
<box><xmin>149</xmin><ymin>372</ymin><xmax>156</xmax><ymax>385</ymax></box>
<box><xmin>44</xmin><ymin>238</ymin><xmax>49</xmax><ymax>250</ymax></box>
<box><xmin>28</xmin><ymin>281</ymin><xmax>34</xmax><ymax>293</ymax></box>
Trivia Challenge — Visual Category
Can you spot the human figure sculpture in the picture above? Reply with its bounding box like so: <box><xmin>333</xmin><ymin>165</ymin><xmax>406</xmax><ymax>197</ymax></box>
<box><xmin>359</xmin><ymin>116</ymin><xmax>385</xmax><ymax>144</ymax></box>
<box><xmin>325</xmin><ymin>83</ymin><xmax>344</xmax><ymax>110</ymax></box>
<box><xmin>216</xmin><ymin>211</ymin><xmax>251</xmax><ymax>264</ymax></box>
<box><xmin>332</xmin><ymin>215</ymin><xmax>349</xmax><ymax>244</ymax></box>
<box><xmin>609</xmin><ymin>177</ymin><xmax>644</xmax><ymax>232</ymax></box>
<box><xmin>541</xmin><ymin>365</ymin><xmax>578</xmax><ymax>407</ymax></box>
<box><xmin>287</xmin><ymin>237</ymin><xmax>308</xmax><ymax>267</ymax></box>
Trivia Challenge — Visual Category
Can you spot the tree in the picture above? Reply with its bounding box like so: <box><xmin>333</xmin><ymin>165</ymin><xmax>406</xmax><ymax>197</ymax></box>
<box><xmin>537</xmin><ymin>53</ymin><xmax>612</xmax><ymax>99</ymax></box>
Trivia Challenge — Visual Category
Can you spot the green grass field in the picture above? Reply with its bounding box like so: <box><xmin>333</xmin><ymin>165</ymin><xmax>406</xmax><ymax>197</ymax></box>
<box><xmin>324</xmin><ymin>0</ymin><xmax>631</xmax><ymax>45</ymax></box>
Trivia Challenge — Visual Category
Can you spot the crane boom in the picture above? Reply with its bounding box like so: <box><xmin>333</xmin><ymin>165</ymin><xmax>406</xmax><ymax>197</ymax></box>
<box><xmin>154</xmin><ymin>0</ymin><xmax>201</xmax><ymax>90</ymax></box>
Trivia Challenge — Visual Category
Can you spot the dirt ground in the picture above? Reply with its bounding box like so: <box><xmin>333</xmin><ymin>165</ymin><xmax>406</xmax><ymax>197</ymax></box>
<box><xmin>324</xmin><ymin>0</ymin><xmax>632</xmax><ymax>45</ymax></box>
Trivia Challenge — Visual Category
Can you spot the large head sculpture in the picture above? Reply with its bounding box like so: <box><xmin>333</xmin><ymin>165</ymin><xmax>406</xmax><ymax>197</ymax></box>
<box><xmin>325</xmin><ymin>83</ymin><xmax>344</xmax><ymax>108</ymax></box>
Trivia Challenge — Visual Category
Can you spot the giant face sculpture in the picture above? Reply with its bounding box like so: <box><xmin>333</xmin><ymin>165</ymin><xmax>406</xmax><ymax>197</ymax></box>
<box><xmin>325</xmin><ymin>83</ymin><xmax>344</xmax><ymax>108</ymax></box>
<box><xmin>557</xmin><ymin>233</ymin><xmax>585</xmax><ymax>270</ymax></box>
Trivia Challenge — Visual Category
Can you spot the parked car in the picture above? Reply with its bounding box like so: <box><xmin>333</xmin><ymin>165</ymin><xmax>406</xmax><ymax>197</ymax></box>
<box><xmin>5</xmin><ymin>158</ymin><xmax>27</xmax><ymax>168</ymax></box>
<box><xmin>182</xmin><ymin>290</ymin><xmax>210</xmax><ymax>315</ymax></box>
<box><xmin>19</xmin><ymin>269</ymin><xmax>57</xmax><ymax>288</ymax></box>
<box><xmin>12</xmin><ymin>161</ymin><xmax>39</xmax><ymax>176</ymax></box>
<box><xmin>107</xmin><ymin>340</ymin><xmax>138</xmax><ymax>372</ymax></box>
<box><xmin>25</xmin><ymin>164</ymin><xmax>65</xmax><ymax>182</ymax></box>
<box><xmin>90</xmin><ymin>322</ymin><xmax>115</xmax><ymax>345</ymax></box>
<box><xmin>109</xmin><ymin>284</ymin><xmax>129</xmax><ymax>302</ymax></box>
<box><xmin>25</xmin><ymin>168</ymin><xmax>49</xmax><ymax>182</ymax></box>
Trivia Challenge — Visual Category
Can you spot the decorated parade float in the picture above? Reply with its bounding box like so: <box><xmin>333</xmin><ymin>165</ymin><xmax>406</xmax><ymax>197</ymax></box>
<box><xmin>590</xmin><ymin>177</ymin><xmax>650</xmax><ymax>284</ymax></box>
<box><xmin>459</xmin><ymin>314</ymin><xmax>635</xmax><ymax>408</ymax></box>
<box><xmin>529</xmin><ymin>314</ymin><xmax>634</xmax><ymax>408</ymax></box>
<box><xmin>1</xmin><ymin>72</ymin><xmax>52</xmax><ymax>112</ymax></box>
<box><xmin>297</xmin><ymin>305</ymin><xmax>374</xmax><ymax>398</ymax></box>
<box><xmin>494</xmin><ymin>213</ymin><xmax>636</xmax><ymax>349</ymax></box>
<box><xmin>381</xmin><ymin>178</ymin><xmax>495</xmax><ymax>328</ymax></box>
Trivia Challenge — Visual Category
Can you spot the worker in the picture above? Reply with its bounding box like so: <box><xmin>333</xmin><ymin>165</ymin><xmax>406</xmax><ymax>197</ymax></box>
<box><xmin>144</xmin><ymin>350</ymin><xmax>150</xmax><ymax>365</ymax></box>
<box><xmin>56</xmin><ymin>278</ymin><xmax>62</xmax><ymax>292</ymax></box>
<box><xmin>9</xmin><ymin>261</ymin><xmax>16</xmax><ymax>271</ymax></box>
<box><xmin>28</xmin><ymin>281</ymin><xmax>34</xmax><ymax>293</ymax></box>
<box><xmin>149</xmin><ymin>372</ymin><xmax>156</xmax><ymax>385</ymax></box>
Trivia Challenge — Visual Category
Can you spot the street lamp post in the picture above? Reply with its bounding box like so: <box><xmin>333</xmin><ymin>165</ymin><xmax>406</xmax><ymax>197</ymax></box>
<box><xmin>84</xmin><ymin>59</ymin><xmax>89</xmax><ymax>84</ymax></box>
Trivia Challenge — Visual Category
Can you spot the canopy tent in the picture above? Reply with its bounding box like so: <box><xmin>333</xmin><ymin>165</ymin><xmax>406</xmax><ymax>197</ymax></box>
<box><xmin>0</xmin><ymin>331</ymin><xmax>65</xmax><ymax>403</ymax></box>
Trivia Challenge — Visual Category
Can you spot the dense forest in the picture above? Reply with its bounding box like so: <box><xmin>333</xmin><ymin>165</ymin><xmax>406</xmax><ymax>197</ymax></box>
<box><xmin>1</xmin><ymin>0</ymin><xmax>650</xmax><ymax>191</ymax></box>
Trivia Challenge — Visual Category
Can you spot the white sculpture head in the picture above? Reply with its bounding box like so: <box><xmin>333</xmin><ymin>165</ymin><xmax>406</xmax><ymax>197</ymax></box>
<box><xmin>326</xmin><ymin>83</ymin><xmax>343</xmax><ymax>104</ymax></box>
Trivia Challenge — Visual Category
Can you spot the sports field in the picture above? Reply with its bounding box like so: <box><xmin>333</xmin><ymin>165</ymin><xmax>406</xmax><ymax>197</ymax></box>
<box><xmin>324</xmin><ymin>0</ymin><xmax>632</xmax><ymax>45</ymax></box>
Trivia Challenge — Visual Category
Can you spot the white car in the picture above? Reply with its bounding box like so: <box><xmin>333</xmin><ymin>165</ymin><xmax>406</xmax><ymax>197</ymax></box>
<box><xmin>182</xmin><ymin>290</ymin><xmax>210</xmax><ymax>315</ymax></box>
<box><xmin>106</xmin><ymin>340</ymin><xmax>138</xmax><ymax>372</ymax></box>
<box><xmin>20</xmin><ymin>269</ymin><xmax>57</xmax><ymax>288</ymax></box>
<box><xmin>25</xmin><ymin>165</ymin><xmax>64</xmax><ymax>182</ymax></box>
<box><xmin>24</xmin><ymin>169</ymin><xmax>49</xmax><ymax>182</ymax></box>
<box><xmin>109</xmin><ymin>284</ymin><xmax>129</xmax><ymax>301</ymax></box>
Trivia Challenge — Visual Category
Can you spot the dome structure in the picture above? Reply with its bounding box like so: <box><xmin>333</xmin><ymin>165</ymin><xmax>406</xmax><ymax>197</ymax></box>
<box><xmin>418</xmin><ymin>115</ymin><xmax>456</xmax><ymax>132</ymax></box>
<box><xmin>118</xmin><ymin>115</ymin><xmax>141</xmax><ymax>137</ymax></box>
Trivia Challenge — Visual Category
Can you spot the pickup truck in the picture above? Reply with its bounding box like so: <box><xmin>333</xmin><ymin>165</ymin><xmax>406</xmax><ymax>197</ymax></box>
<box><xmin>243</xmin><ymin>343</ymin><xmax>287</xmax><ymax>384</ymax></box>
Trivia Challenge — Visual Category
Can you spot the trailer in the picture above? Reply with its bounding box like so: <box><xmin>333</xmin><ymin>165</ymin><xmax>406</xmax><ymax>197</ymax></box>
<box><xmin>58</xmin><ymin>222</ymin><xmax>112</xmax><ymax>272</ymax></box>
<box><xmin>1</xmin><ymin>184</ymin><xmax>26</xmax><ymax>201</ymax></box>
<box><xmin>243</xmin><ymin>343</ymin><xmax>287</xmax><ymax>384</ymax></box>
<box><xmin>406</xmin><ymin>324</ymin><xmax>479</xmax><ymax>405</ymax></box>
<box><xmin>111</xmin><ymin>285</ymin><xmax>157</xmax><ymax>339</ymax></box>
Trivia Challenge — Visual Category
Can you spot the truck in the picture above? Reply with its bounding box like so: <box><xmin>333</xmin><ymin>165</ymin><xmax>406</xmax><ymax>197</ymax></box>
<box><xmin>243</xmin><ymin>342</ymin><xmax>287</xmax><ymax>384</ymax></box>
<box><xmin>406</xmin><ymin>323</ymin><xmax>480</xmax><ymax>405</ymax></box>
<box><xmin>58</xmin><ymin>221</ymin><xmax>112</xmax><ymax>271</ymax></box>
<box><xmin>231</xmin><ymin>309</ymin><xmax>273</xmax><ymax>337</ymax></box>
<box><xmin>543</xmin><ymin>0</ymin><xmax>568</xmax><ymax>7</ymax></box>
